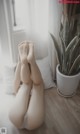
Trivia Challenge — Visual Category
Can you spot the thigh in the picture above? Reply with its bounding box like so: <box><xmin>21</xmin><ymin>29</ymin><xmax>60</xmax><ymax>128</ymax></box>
<box><xmin>9</xmin><ymin>83</ymin><xmax>32</xmax><ymax>128</ymax></box>
<box><xmin>22</xmin><ymin>83</ymin><xmax>45</xmax><ymax>130</ymax></box>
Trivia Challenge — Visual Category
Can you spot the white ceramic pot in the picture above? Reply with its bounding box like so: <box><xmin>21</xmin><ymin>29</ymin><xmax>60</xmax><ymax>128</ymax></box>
<box><xmin>56</xmin><ymin>64</ymin><xmax>80</xmax><ymax>97</ymax></box>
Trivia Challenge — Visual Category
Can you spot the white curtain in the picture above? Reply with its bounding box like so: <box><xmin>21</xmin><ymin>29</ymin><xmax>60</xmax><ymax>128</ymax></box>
<box><xmin>14</xmin><ymin>0</ymin><xmax>62</xmax><ymax>78</ymax></box>
<box><xmin>15</xmin><ymin>0</ymin><xmax>49</xmax><ymax>40</ymax></box>
<box><xmin>0</xmin><ymin>0</ymin><xmax>62</xmax><ymax>80</ymax></box>
<box><xmin>15</xmin><ymin>0</ymin><xmax>62</xmax><ymax>47</ymax></box>
<box><xmin>0</xmin><ymin>38</ymin><xmax>4</xmax><ymax>79</ymax></box>
<box><xmin>14</xmin><ymin>0</ymin><xmax>49</xmax><ymax>59</ymax></box>
<box><xmin>16</xmin><ymin>0</ymin><xmax>61</xmax><ymax>77</ymax></box>
<box><xmin>48</xmin><ymin>0</ymin><xmax>62</xmax><ymax>79</ymax></box>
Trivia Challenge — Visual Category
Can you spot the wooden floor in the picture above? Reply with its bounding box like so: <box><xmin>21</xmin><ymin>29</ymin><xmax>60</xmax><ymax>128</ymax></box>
<box><xmin>19</xmin><ymin>86</ymin><xmax>80</xmax><ymax>134</ymax></box>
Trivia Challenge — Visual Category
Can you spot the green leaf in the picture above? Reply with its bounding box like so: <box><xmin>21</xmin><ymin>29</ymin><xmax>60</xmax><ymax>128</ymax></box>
<box><xmin>63</xmin><ymin>17</ymin><xmax>70</xmax><ymax>46</ymax></box>
<box><xmin>50</xmin><ymin>33</ymin><xmax>62</xmax><ymax>70</ymax></box>
<box><xmin>69</xmin><ymin>55</ymin><xmax>80</xmax><ymax>75</ymax></box>
<box><xmin>60</xmin><ymin>33</ymin><xmax>67</xmax><ymax>74</ymax></box>
<box><xmin>66</xmin><ymin>35</ymin><xmax>77</xmax><ymax>53</ymax></box>
<box><xmin>69</xmin><ymin>37</ymin><xmax>80</xmax><ymax>69</ymax></box>
<box><xmin>65</xmin><ymin>35</ymin><xmax>78</xmax><ymax>63</ymax></box>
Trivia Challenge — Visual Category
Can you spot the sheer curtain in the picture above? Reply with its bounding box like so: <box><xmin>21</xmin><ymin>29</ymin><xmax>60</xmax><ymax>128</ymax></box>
<box><xmin>0</xmin><ymin>38</ymin><xmax>4</xmax><ymax>81</ymax></box>
<box><xmin>26</xmin><ymin>0</ymin><xmax>49</xmax><ymax>59</ymax></box>
<box><xmin>26</xmin><ymin>0</ymin><xmax>61</xmax><ymax>78</ymax></box>
<box><xmin>16</xmin><ymin>0</ymin><xmax>49</xmax><ymax>40</ymax></box>
<box><xmin>14</xmin><ymin>0</ymin><xmax>62</xmax><ymax>49</ymax></box>
<box><xmin>14</xmin><ymin>0</ymin><xmax>49</xmax><ymax>59</ymax></box>
<box><xmin>48</xmin><ymin>0</ymin><xmax>62</xmax><ymax>79</ymax></box>
<box><xmin>14</xmin><ymin>0</ymin><xmax>62</xmax><ymax>77</ymax></box>
<box><xmin>25</xmin><ymin>0</ymin><xmax>49</xmax><ymax>40</ymax></box>
<box><xmin>11</xmin><ymin>0</ymin><xmax>62</xmax><ymax>79</ymax></box>
<box><xmin>15</xmin><ymin>0</ymin><xmax>49</xmax><ymax>40</ymax></box>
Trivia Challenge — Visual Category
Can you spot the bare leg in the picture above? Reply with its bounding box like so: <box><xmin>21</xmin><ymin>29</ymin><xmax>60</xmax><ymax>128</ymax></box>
<box><xmin>14</xmin><ymin>58</ymin><xmax>21</xmax><ymax>94</ymax></box>
<box><xmin>9</xmin><ymin>42</ymin><xmax>32</xmax><ymax>128</ymax></box>
<box><xmin>9</xmin><ymin>42</ymin><xmax>44</xmax><ymax>130</ymax></box>
<box><xmin>14</xmin><ymin>41</ymin><xmax>30</xmax><ymax>94</ymax></box>
<box><xmin>9</xmin><ymin>83</ymin><xmax>31</xmax><ymax>128</ymax></box>
<box><xmin>13</xmin><ymin>41</ymin><xmax>28</xmax><ymax>94</ymax></box>
<box><xmin>23</xmin><ymin>84</ymin><xmax>44</xmax><ymax>130</ymax></box>
<box><xmin>23</xmin><ymin>43</ymin><xmax>45</xmax><ymax>130</ymax></box>
<box><xmin>27</xmin><ymin>43</ymin><xmax>43</xmax><ymax>84</ymax></box>
<box><xmin>19</xmin><ymin>42</ymin><xmax>31</xmax><ymax>84</ymax></box>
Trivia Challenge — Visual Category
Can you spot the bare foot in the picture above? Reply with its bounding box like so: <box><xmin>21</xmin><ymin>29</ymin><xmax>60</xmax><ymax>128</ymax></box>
<box><xmin>27</xmin><ymin>42</ymin><xmax>35</xmax><ymax>64</ymax></box>
<box><xmin>18</xmin><ymin>41</ymin><xmax>29</xmax><ymax>64</ymax></box>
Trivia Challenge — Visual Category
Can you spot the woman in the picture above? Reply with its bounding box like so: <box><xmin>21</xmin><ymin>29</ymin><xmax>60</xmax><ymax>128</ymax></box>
<box><xmin>9</xmin><ymin>41</ymin><xmax>44</xmax><ymax>130</ymax></box>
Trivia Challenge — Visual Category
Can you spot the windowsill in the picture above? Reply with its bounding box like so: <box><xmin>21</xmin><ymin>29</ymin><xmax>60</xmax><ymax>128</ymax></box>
<box><xmin>13</xmin><ymin>25</ymin><xmax>26</xmax><ymax>32</ymax></box>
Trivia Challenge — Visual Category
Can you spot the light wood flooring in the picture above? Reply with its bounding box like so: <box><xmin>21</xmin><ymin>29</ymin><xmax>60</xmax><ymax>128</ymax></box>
<box><xmin>19</xmin><ymin>86</ymin><xmax>80</xmax><ymax>134</ymax></box>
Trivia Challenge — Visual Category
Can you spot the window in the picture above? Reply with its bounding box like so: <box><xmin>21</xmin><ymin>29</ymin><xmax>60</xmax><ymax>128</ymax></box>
<box><xmin>12</xmin><ymin>0</ymin><xmax>27</xmax><ymax>28</ymax></box>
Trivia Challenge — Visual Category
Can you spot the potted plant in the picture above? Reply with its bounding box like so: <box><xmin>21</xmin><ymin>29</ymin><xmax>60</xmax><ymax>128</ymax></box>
<box><xmin>50</xmin><ymin>4</ymin><xmax>80</xmax><ymax>97</ymax></box>
<box><xmin>50</xmin><ymin>32</ymin><xmax>80</xmax><ymax>97</ymax></box>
